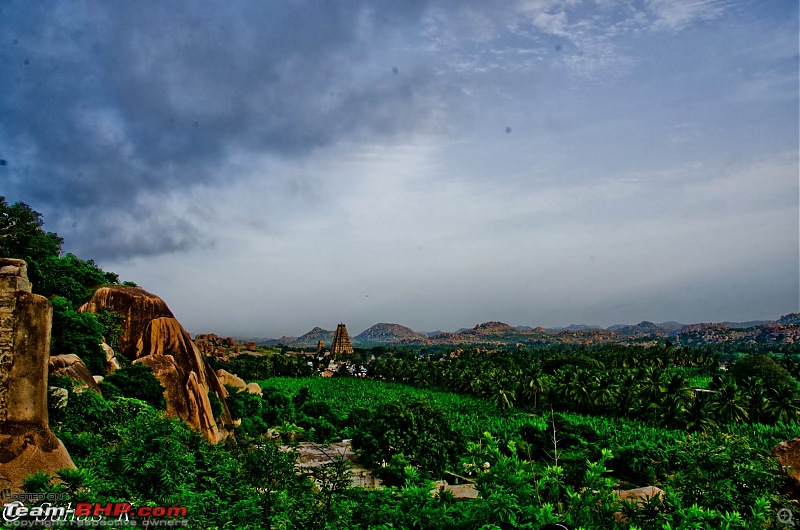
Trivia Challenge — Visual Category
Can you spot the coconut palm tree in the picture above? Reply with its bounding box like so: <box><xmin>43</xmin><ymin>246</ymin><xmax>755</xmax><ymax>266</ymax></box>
<box><xmin>680</xmin><ymin>392</ymin><xmax>718</xmax><ymax>432</ymax></box>
<box><xmin>486</xmin><ymin>373</ymin><xmax>516</xmax><ymax>411</ymax></box>
<box><xmin>522</xmin><ymin>371</ymin><xmax>546</xmax><ymax>411</ymax></box>
<box><xmin>740</xmin><ymin>377</ymin><xmax>769</xmax><ymax>424</ymax></box>
<box><xmin>663</xmin><ymin>372</ymin><xmax>694</xmax><ymax>408</ymax></box>
<box><xmin>712</xmin><ymin>382</ymin><xmax>748</xmax><ymax>424</ymax></box>
<box><xmin>768</xmin><ymin>384</ymin><xmax>800</xmax><ymax>424</ymax></box>
<box><xmin>638</xmin><ymin>367</ymin><xmax>666</xmax><ymax>409</ymax></box>
<box><xmin>569</xmin><ymin>369</ymin><xmax>594</xmax><ymax>413</ymax></box>
<box><xmin>589</xmin><ymin>372</ymin><xmax>619</xmax><ymax>413</ymax></box>
<box><xmin>615</xmin><ymin>371</ymin><xmax>642</xmax><ymax>418</ymax></box>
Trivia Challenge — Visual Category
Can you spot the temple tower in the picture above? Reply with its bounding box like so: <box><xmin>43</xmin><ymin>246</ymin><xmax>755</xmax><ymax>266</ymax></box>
<box><xmin>330</xmin><ymin>323</ymin><xmax>353</xmax><ymax>356</ymax></box>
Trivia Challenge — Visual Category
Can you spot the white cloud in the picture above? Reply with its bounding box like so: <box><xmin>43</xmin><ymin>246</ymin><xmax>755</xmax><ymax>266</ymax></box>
<box><xmin>645</xmin><ymin>0</ymin><xmax>734</xmax><ymax>31</ymax></box>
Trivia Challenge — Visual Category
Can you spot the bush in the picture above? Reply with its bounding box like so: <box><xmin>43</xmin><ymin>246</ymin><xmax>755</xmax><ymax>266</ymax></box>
<box><xmin>351</xmin><ymin>397</ymin><xmax>461</xmax><ymax>478</ymax></box>
<box><xmin>93</xmin><ymin>307</ymin><xmax>124</xmax><ymax>351</ymax></box>
<box><xmin>50</xmin><ymin>296</ymin><xmax>105</xmax><ymax>375</ymax></box>
<box><xmin>36</xmin><ymin>254</ymin><xmax>111</xmax><ymax>306</ymax></box>
<box><xmin>99</xmin><ymin>363</ymin><xmax>166</xmax><ymax>409</ymax></box>
<box><xmin>730</xmin><ymin>354</ymin><xmax>796</xmax><ymax>391</ymax></box>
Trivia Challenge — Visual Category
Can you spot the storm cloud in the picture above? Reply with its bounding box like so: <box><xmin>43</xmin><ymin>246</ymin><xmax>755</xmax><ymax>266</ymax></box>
<box><xmin>0</xmin><ymin>1</ymin><xmax>796</xmax><ymax>335</ymax></box>
<box><xmin>1</xmin><ymin>0</ymin><xmax>446</xmax><ymax>257</ymax></box>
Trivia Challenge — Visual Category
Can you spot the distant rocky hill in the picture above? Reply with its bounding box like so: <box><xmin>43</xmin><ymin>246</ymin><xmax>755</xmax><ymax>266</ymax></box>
<box><xmin>655</xmin><ymin>321</ymin><xmax>685</xmax><ymax>331</ymax></box>
<box><xmin>606</xmin><ymin>321</ymin><xmax>675</xmax><ymax>338</ymax></box>
<box><xmin>466</xmin><ymin>321</ymin><xmax>518</xmax><ymax>335</ymax></box>
<box><xmin>542</xmin><ymin>324</ymin><xmax>602</xmax><ymax>333</ymax></box>
<box><xmin>223</xmin><ymin>314</ymin><xmax>798</xmax><ymax>350</ymax></box>
<box><xmin>778</xmin><ymin>314</ymin><xmax>800</xmax><ymax>326</ymax></box>
<box><xmin>279</xmin><ymin>327</ymin><xmax>334</xmax><ymax>348</ymax></box>
<box><xmin>354</xmin><ymin>323</ymin><xmax>427</xmax><ymax>345</ymax></box>
<box><xmin>721</xmin><ymin>319</ymin><xmax>774</xmax><ymax>329</ymax></box>
<box><xmin>429</xmin><ymin>321</ymin><xmax>542</xmax><ymax>345</ymax></box>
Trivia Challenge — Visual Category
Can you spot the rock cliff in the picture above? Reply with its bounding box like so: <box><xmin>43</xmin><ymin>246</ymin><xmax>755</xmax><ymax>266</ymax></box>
<box><xmin>79</xmin><ymin>286</ymin><xmax>232</xmax><ymax>443</ymax></box>
<box><xmin>48</xmin><ymin>354</ymin><xmax>100</xmax><ymax>392</ymax></box>
<box><xmin>773</xmin><ymin>436</ymin><xmax>800</xmax><ymax>499</ymax></box>
<box><xmin>79</xmin><ymin>286</ymin><xmax>173</xmax><ymax>359</ymax></box>
<box><xmin>0</xmin><ymin>258</ymin><xmax>75</xmax><ymax>493</ymax></box>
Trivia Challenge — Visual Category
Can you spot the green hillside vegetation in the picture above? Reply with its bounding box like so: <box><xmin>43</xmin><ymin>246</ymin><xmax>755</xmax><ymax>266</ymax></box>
<box><xmin>3</xmin><ymin>197</ymin><xmax>799</xmax><ymax>528</ymax></box>
<box><xmin>23</xmin><ymin>374</ymin><xmax>794</xmax><ymax>529</ymax></box>
<box><xmin>1</xmin><ymin>197</ymin><xmax>125</xmax><ymax>366</ymax></box>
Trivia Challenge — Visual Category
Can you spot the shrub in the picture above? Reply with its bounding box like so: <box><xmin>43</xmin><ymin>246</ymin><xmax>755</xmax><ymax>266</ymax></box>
<box><xmin>50</xmin><ymin>296</ymin><xmax>105</xmax><ymax>375</ymax></box>
<box><xmin>98</xmin><ymin>363</ymin><xmax>166</xmax><ymax>409</ymax></box>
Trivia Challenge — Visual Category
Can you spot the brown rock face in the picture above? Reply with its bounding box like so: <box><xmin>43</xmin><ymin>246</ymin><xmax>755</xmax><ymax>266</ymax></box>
<box><xmin>216</xmin><ymin>369</ymin><xmax>247</xmax><ymax>392</ymax></box>
<box><xmin>773</xmin><ymin>436</ymin><xmax>800</xmax><ymax>498</ymax></box>
<box><xmin>215</xmin><ymin>370</ymin><xmax>262</xmax><ymax>397</ymax></box>
<box><xmin>193</xmin><ymin>333</ymin><xmax>230</xmax><ymax>361</ymax></box>
<box><xmin>245</xmin><ymin>382</ymin><xmax>262</xmax><ymax>396</ymax></box>
<box><xmin>48</xmin><ymin>354</ymin><xmax>100</xmax><ymax>392</ymax></box>
<box><xmin>101</xmin><ymin>342</ymin><xmax>120</xmax><ymax>373</ymax></box>
<box><xmin>613</xmin><ymin>486</ymin><xmax>664</xmax><ymax>505</ymax></box>
<box><xmin>80</xmin><ymin>287</ymin><xmax>232</xmax><ymax>443</ymax></box>
<box><xmin>79</xmin><ymin>286</ymin><xmax>174</xmax><ymax>360</ymax></box>
<box><xmin>0</xmin><ymin>258</ymin><xmax>75</xmax><ymax>493</ymax></box>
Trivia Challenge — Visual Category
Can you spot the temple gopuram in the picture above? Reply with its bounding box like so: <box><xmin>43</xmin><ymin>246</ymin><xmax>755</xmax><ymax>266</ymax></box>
<box><xmin>330</xmin><ymin>323</ymin><xmax>354</xmax><ymax>356</ymax></box>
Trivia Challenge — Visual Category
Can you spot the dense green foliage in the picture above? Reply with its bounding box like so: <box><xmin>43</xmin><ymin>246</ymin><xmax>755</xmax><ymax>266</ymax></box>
<box><xmin>4</xmin><ymin>197</ymin><xmax>797</xmax><ymax>527</ymax></box>
<box><xmin>0</xmin><ymin>197</ymin><xmax>62</xmax><ymax>284</ymax></box>
<box><xmin>369</xmin><ymin>344</ymin><xmax>800</xmax><ymax>429</ymax></box>
<box><xmin>93</xmin><ymin>306</ymin><xmax>125</xmax><ymax>351</ymax></box>
<box><xmin>98</xmin><ymin>363</ymin><xmax>166</xmax><ymax>409</ymax></box>
<box><xmin>209</xmin><ymin>352</ymin><xmax>314</xmax><ymax>380</ymax></box>
<box><xmin>1</xmin><ymin>197</ymin><xmax>124</xmax><ymax>376</ymax></box>
<box><xmin>730</xmin><ymin>354</ymin><xmax>796</xmax><ymax>390</ymax></box>
<box><xmin>49</xmin><ymin>296</ymin><xmax>105</xmax><ymax>374</ymax></box>
<box><xmin>1</xmin><ymin>197</ymin><xmax>119</xmax><ymax>307</ymax></box>
<box><xmin>350</xmin><ymin>396</ymin><xmax>461</xmax><ymax>482</ymax></box>
<box><xmin>21</xmin><ymin>374</ymin><xmax>792</xmax><ymax>529</ymax></box>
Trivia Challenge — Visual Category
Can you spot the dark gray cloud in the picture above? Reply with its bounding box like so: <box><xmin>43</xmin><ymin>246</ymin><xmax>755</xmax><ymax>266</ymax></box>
<box><xmin>0</xmin><ymin>0</ymin><xmax>441</xmax><ymax>258</ymax></box>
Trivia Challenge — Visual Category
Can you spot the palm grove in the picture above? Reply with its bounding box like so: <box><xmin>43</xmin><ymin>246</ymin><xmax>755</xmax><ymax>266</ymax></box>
<box><xmin>1</xmin><ymin>196</ymin><xmax>799</xmax><ymax>529</ymax></box>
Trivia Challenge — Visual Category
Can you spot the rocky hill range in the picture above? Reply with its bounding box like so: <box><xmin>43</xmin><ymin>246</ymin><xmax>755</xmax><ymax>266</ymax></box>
<box><xmin>236</xmin><ymin>313</ymin><xmax>800</xmax><ymax>348</ymax></box>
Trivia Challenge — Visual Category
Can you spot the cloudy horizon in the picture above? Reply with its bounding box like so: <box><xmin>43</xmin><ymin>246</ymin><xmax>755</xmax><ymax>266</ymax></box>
<box><xmin>2</xmin><ymin>1</ymin><xmax>797</xmax><ymax>337</ymax></box>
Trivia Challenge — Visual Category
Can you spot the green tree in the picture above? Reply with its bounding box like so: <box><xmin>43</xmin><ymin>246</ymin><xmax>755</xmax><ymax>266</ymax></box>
<box><xmin>0</xmin><ymin>197</ymin><xmax>120</xmax><ymax>306</ymax></box>
<box><xmin>351</xmin><ymin>397</ymin><xmax>460</xmax><ymax>478</ymax></box>
<box><xmin>98</xmin><ymin>363</ymin><xmax>166</xmax><ymax>409</ymax></box>
<box><xmin>522</xmin><ymin>371</ymin><xmax>547</xmax><ymax>410</ymax></box>
<box><xmin>36</xmin><ymin>253</ymin><xmax>115</xmax><ymax>306</ymax></box>
<box><xmin>50</xmin><ymin>296</ymin><xmax>105</xmax><ymax>375</ymax></box>
<box><xmin>730</xmin><ymin>354</ymin><xmax>796</xmax><ymax>391</ymax></box>
<box><xmin>93</xmin><ymin>307</ymin><xmax>124</xmax><ymax>351</ymax></box>
<box><xmin>679</xmin><ymin>391</ymin><xmax>718</xmax><ymax>432</ymax></box>
<box><xmin>712</xmin><ymin>382</ymin><xmax>749</xmax><ymax>424</ymax></box>
<box><xmin>0</xmin><ymin>196</ymin><xmax>62</xmax><ymax>265</ymax></box>
<box><xmin>768</xmin><ymin>384</ymin><xmax>800</xmax><ymax>424</ymax></box>
<box><xmin>740</xmin><ymin>377</ymin><xmax>769</xmax><ymax>424</ymax></box>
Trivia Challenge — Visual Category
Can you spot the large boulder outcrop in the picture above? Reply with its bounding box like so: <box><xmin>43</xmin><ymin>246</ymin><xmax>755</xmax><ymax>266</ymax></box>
<box><xmin>245</xmin><ymin>382</ymin><xmax>263</xmax><ymax>396</ymax></box>
<box><xmin>613</xmin><ymin>486</ymin><xmax>664</xmax><ymax>506</ymax></box>
<box><xmin>79</xmin><ymin>287</ymin><xmax>232</xmax><ymax>443</ymax></box>
<box><xmin>773</xmin><ymin>436</ymin><xmax>800</xmax><ymax>498</ymax></box>
<box><xmin>101</xmin><ymin>342</ymin><xmax>120</xmax><ymax>373</ymax></box>
<box><xmin>0</xmin><ymin>258</ymin><xmax>75</xmax><ymax>493</ymax></box>
<box><xmin>216</xmin><ymin>369</ymin><xmax>247</xmax><ymax>392</ymax></box>
<box><xmin>215</xmin><ymin>369</ymin><xmax>263</xmax><ymax>397</ymax></box>
<box><xmin>48</xmin><ymin>354</ymin><xmax>100</xmax><ymax>392</ymax></box>
<box><xmin>79</xmin><ymin>286</ymin><xmax>174</xmax><ymax>360</ymax></box>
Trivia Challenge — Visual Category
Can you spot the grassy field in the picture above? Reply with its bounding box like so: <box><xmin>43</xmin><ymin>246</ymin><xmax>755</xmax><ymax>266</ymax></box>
<box><xmin>258</xmin><ymin>377</ymin><xmax>548</xmax><ymax>443</ymax></box>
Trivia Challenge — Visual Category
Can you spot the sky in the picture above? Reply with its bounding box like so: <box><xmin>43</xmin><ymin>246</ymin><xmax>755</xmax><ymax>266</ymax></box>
<box><xmin>1</xmin><ymin>0</ymin><xmax>798</xmax><ymax>338</ymax></box>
